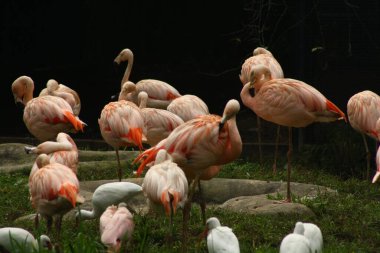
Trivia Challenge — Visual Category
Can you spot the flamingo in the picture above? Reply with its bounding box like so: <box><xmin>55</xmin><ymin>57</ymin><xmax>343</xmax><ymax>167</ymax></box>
<box><xmin>239</xmin><ymin>47</ymin><xmax>284</xmax><ymax>171</ymax></box>
<box><xmin>279</xmin><ymin>232</ymin><xmax>311</xmax><ymax>253</ymax></box>
<box><xmin>25</xmin><ymin>132</ymin><xmax>79</xmax><ymax>178</ymax></box>
<box><xmin>347</xmin><ymin>90</ymin><xmax>380</xmax><ymax>180</ymax></box>
<box><xmin>142</xmin><ymin>149</ymin><xmax>188</xmax><ymax>236</ymax></box>
<box><xmin>100</xmin><ymin>202</ymin><xmax>135</xmax><ymax>253</ymax></box>
<box><xmin>76</xmin><ymin>181</ymin><xmax>142</xmax><ymax>221</ymax></box>
<box><xmin>203</xmin><ymin>217</ymin><xmax>240</xmax><ymax>253</ymax></box>
<box><xmin>133</xmin><ymin>99</ymin><xmax>242</xmax><ymax>249</ymax></box>
<box><xmin>240</xmin><ymin>64</ymin><xmax>346</xmax><ymax>202</ymax></box>
<box><xmin>114</xmin><ymin>48</ymin><xmax>181</xmax><ymax>109</ymax></box>
<box><xmin>29</xmin><ymin>154</ymin><xmax>84</xmax><ymax>235</ymax></box>
<box><xmin>98</xmin><ymin>100</ymin><xmax>146</xmax><ymax>181</ymax></box>
<box><xmin>39</xmin><ymin>79</ymin><xmax>81</xmax><ymax>116</ymax></box>
<box><xmin>0</xmin><ymin>227</ymin><xmax>52</xmax><ymax>253</ymax></box>
<box><xmin>167</xmin><ymin>94</ymin><xmax>209</xmax><ymax>122</ymax></box>
<box><xmin>11</xmin><ymin>76</ymin><xmax>86</xmax><ymax>142</ymax></box>
<box><xmin>293</xmin><ymin>222</ymin><xmax>323</xmax><ymax>253</ymax></box>
<box><xmin>137</xmin><ymin>91</ymin><xmax>184</xmax><ymax>146</ymax></box>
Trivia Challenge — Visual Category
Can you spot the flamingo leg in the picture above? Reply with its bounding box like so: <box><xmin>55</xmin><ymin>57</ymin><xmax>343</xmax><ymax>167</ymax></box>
<box><xmin>115</xmin><ymin>149</ymin><xmax>122</xmax><ymax>181</ymax></box>
<box><xmin>34</xmin><ymin>213</ymin><xmax>39</xmax><ymax>229</ymax></box>
<box><xmin>55</xmin><ymin>215</ymin><xmax>63</xmax><ymax>239</ymax></box>
<box><xmin>46</xmin><ymin>216</ymin><xmax>53</xmax><ymax>234</ymax></box>
<box><xmin>361</xmin><ymin>134</ymin><xmax>371</xmax><ymax>181</ymax></box>
<box><xmin>286</xmin><ymin>127</ymin><xmax>293</xmax><ymax>202</ymax></box>
<box><xmin>273</xmin><ymin>125</ymin><xmax>281</xmax><ymax>175</ymax></box>
<box><xmin>182</xmin><ymin>174</ymin><xmax>200</xmax><ymax>253</ymax></box>
<box><xmin>197</xmin><ymin>179</ymin><xmax>206</xmax><ymax>225</ymax></box>
<box><xmin>256</xmin><ymin>115</ymin><xmax>263</xmax><ymax>166</ymax></box>
<box><xmin>168</xmin><ymin>194</ymin><xmax>174</xmax><ymax>246</ymax></box>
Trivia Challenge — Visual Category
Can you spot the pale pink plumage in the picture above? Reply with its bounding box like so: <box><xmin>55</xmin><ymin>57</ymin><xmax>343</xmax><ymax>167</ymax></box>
<box><xmin>98</xmin><ymin>100</ymin><xmax>146</xmax><ymax>181</ymax></box>
<box><xmin>167</xmin><ymin>94</ymin><xmax>209</xmax><ymax>122</ymax></box>
<box><xmin>348</xmin><ymin>90</ymin><xmax>380</xmax><ymax>180</ymax></box>
<box><xmin>11</xmin><ymin>76</ymin><xmax>86</xmax><ymax>142</ymax></box>
<box><xmin>114</xmin><ymin>48</ymin><xmax>181</xmax><ymax>109</ymax></box>
<box><xmin>100</xmin><ymin>203</ymin><xmax>134</xmax><ymax>253</ymax></box>
<box><xmin>29</xmin><ymin>154</ymin><xmax>84</xmax><ymax>234</ymax></box>
<box><xmin>27</xmin><ymin>132</ymin><xmax>79</xmax><ymax>181</ymax></box>
<box><xmin>39</xmin><ymin>79</ymin><xmax>81</xmax><ymax>116</ymax></box>
<box><xmin>137</xmin><ymin>91</ymin><xmax>184</xmax><ymax>146</ymax></box>
<box><xmin>240</xmin><ymin>65</ymin><xmax>346</xmax><ymax>202</ymax></box>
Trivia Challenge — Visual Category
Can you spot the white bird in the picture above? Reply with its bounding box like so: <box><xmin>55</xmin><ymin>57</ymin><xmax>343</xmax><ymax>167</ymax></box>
<box><xmin>294</xmin><ymin>222</ymin><xmax>323</xmax><ymax>253</ymax></box>
<box><xmin>100</xmin><ymin>202</ymin><xmax>135</xmax><ymax>253</ymax></box>
<box><xmin>76</xmin><ymin>182</ymin><xmax>142</xmax><ymax>221</ymax></box>
<box><xmin>280</xmin><ymin>232</ymin><xmax>311</xmax><ymax>253</ymax></box>
<box><xmin>0</xmin><ymin>227</ymin><xmax>52</xmax><ymax>253</ymax></box>
<box><xmin>204</xmin><ymin>217</ymin><xmax>240</xmax><ymax>253</ymax></box>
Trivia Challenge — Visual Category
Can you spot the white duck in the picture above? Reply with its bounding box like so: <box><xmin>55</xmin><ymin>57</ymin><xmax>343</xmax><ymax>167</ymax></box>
<box><xmin>205</xmin><ymin>217</ymin><xmax>240</xmax><ymax>253</ymax></box>
<box><xmin>294</xmin><ymin>222</ymin><xmax>323</xmax><ymax>253</ymax></box>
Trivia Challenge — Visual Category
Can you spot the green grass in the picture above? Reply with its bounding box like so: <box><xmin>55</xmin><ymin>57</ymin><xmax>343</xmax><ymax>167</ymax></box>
<box><xmin>1</xmin><ymin>151</ymin><xmax>380</xmax><ymax>252</ymax></box>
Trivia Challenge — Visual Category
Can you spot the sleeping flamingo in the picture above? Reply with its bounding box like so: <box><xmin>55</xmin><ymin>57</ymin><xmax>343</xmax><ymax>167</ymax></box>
<box><xmin>98</xmin><ymin>99</ymin><xmax>146</xmax><ymax>181</ymax></box>
<box><xmin>133</xmin><ymin>99</ymin><xmax>242</xmax><ymax>250</ymax></box>
<box><xmin>142</xmin><ymin>149</ymin><xmax>188</xmax><ymax>237</ymax></box>
<box><xmin>240</xmin><ymin>47</ymin><xmax>284</xmax><ymax>171</ymax></box>
<box><xmin>11</xmin><ymin>76</ymin><xmax>86</xmax><ymax>142</ymax></box>
<box><xmin>114</xmin><ymin>48</ymin><xmax>181</xmax><ymax>109</ymax></box>
<box><xmin>25</xmin><ymin>132</ymin><xmax>79</xmax><ymax>178</ymax></box>
<box><xmin>29</xmin><ymin>154</ymin><xmax>84</xmax><ymax>235</ymax></box>
<box><xmin>240</xmin><ymin>64</ymin><xmax>346</xmax><ymax>202</ymax></box>
<box><xmin>137</xmin><ymin>91</ymin><xmax>184</xmax><ymax>146</ymax></box>
<box><xmin>347</xmin><ymin>90</ymin><xmax>380</xmax><ymax>180</ymax></box>
<box><xmin>0</xmin><ymin>227</ymin><xmax>52</xmax><ymax>253</ymax></box>
<box><xmin>167</xmin><ymin>94</ymin><xmax>209</xmax><ymax>122</ymax></box>
<box><xmin>100</xmin><ymin>202</ymin><xmax>135</xmax><ymax>253</ymax></box>
<box><xmin>203</xmin><ymin>217</ymin><xmax>240</xmax><ymax>253</ymax></box>
<box><xmin>39</xmin><ymin>79</ymin><xmax>81</xmax><ymax>116</ymax></box>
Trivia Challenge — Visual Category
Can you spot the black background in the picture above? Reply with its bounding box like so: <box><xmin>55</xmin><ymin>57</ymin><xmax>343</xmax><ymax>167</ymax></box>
<box><xmin>2</xmin><ymin>0</ymin><xmax>380</xmax><ymax>141</ymax></box>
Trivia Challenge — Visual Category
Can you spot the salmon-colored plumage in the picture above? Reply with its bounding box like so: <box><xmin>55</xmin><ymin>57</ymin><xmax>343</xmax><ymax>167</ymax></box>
<box><xmin>167</xmin><ymin>94</ymin><xmax>209</xmax><ymax>122</ymax></box>
<box><xmin>11</xmin><ymin>76</ymin><xmax>86</xmax><ymax>142</ymax></box>
<box><xmin>347</xmin><ymin>90</ymin><xmax>380</xmax><ymax>179</ymax></box>
<box><xmin>98</xmin><ymin>100</ymin><xmax>146</xmax><ymax>181</ymax></box>
<box><xmin>240</xmin><ymin>64</ymin><xmax>346</xmax><ymax>201</ymax></box>
<box><xmin>39</xmin><ymin>79</ymin><xmax>81</xmax><ymax>116</ymax></box>
<box><xmin>29</xmin><ymin>154</ymin><xmax>84</xmax><ymax>234</ymax></box>
<box><xmin>114</xmin><ymin>48</ymin><xmax>181</xmax><ymax>109</ymax></box>
<box><xmin>100</xmin><ymin>203</ymin><xmax>134</xmax><ymax>253</ymax></box>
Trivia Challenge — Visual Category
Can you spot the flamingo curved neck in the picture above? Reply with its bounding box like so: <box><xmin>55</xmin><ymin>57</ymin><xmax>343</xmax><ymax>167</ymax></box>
<box><xmin>221</xmin><ymin>116</ymin><xmax>242</xmax><ymax>163</ymax></box>
<box><xmin>240</xmin><ymin>83</ymin><xmax>255</xmax><ymax>109</ymax></box>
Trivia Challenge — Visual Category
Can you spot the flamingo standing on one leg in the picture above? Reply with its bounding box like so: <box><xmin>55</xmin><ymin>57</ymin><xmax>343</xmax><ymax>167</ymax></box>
<box><xmin>240</xmin><ymin>64</ymin><xmax>346</xmax><ymax>202</ymax></box>
<box><xmin>137</xmin><ymin>91</ymin><xmax>184</xmax><ymax>146</ymax></box>
<box><xmin>240</xmin><ymin>47</ymin><xmax>284</xmax><ymax>171</ymax></box>
<box><xmin>347</xmin><ymin>90</ymin><xmax>380</xmax><ymax>180</ymax></box>
<box><xmin>142</xmin><ymin>149</ymin><xmax>188</xmax><ymax>238</ymax></box>
<box><xmin>114</xmin><ymin>48</ymin><xmax>181</xmax><ymax>109</ymax></box>
<box><xmin>39</xmin><ymin>79</ymin><xmax>81</xmax><ymax>116</ymax></box>
<box><xmin>29</xmin><ymin>154</ymin><xmax>84</xmax><ymax>236</ymax></box>
<box><xmin>25</xmin><ymin>132</ymin><xmax>79</xmax><ymax>178</ymax></box>
<box><xmin>98</xmin><ymin>100</ymin><xmax>146</xmax><ymax>181</ymax></box>
<box><xmin>11</xmin><ymin>76</ymin><xmax>86</xmax><ymax>142</ymax></box>
<box><xmin>100</xmin><ymin>202</ymin><xmax>135</xmax><ymax>253</ymax></box>
<box><xmin>133</xmin><ymin>99</ymin><xmax>242</xmax><ymax>251</ymax></box>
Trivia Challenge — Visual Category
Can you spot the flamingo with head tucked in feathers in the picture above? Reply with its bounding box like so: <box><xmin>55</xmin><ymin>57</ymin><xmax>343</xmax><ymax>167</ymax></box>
<box><xmin>11</xmin><ymin>76</ymin><xmax>86</xmax><ymax>142</ymax></box>
<box><xmin>240</xmin><ymin>64</ymin><xmax>346</xmax><ymax>202</ymax></box>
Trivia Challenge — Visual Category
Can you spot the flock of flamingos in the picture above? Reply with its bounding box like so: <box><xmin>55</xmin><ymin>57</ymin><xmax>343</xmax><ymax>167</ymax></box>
<box><xmin>2</xmin><ymin>46</ymin><xmax>380</xmax><ymax>252</ymax></box>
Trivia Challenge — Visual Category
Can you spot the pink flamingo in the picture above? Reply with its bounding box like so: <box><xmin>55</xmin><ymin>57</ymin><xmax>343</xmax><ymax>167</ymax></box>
<box><xmin>100</xmin><ymin>202</ymin><xmax>135</xmax><ymax>253</ymax></box>
<box><xmin>29</xmin><ymin>154</ymin><xmax>84</xmax><ymax>235</ymax></box>
<box><xmin>142</xmin><ymin>149</ymin><xmax>188</xmax><ymax>237</ymax></box>
<box><xmin>137</xmin><ymin>91</ymin><xmax>184</xmax><ymax>146</ymax></box>
<box><xmin>25</xmin><ymin>132</ymin><xmax>79</xmax><ymax>179</ymax></box>
<box><xmin>114</xmin><ymin>48</ymin><xmax>181</xmax><ymax>109</ymax></box>
<box><xmin>11</xmin><ymin>76</ymin><xmax>86</xmax><ymax>142</ymax></box>
<box><xmin>347</xmin><ymin>90</ymin><xmax>380</xmax><ymax>180</ymax></box>
<box><xmin>240</xmin><ymin>64</ymin><xmax>346</xmax><ymax>202</ymax></box>
<box><xmin>98</xmin><ymin>100</ymin><xmax>146</xmax><ymax>181</ymax></box>
<box><xmin>133</xmin><ymin>99</ymin><xmax>242</xmax><ymax>250</ymax></box>
<box><xmin>167</xmin><ymin>94</ymin><xmax>209</xmax><ymax>122</ymax></box>
<box><xmin>39</xmin><ymin>79</ymin><xmax>81</xmax><ymax>116</ymax></box>
<box><xmin>240</xmin><ymin>47</ymin><xmax>284</xmax><ymax>171</ymax></box>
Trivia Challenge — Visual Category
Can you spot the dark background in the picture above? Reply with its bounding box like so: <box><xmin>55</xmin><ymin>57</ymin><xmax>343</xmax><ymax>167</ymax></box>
<box><xmin>2</xmin><ymin>0</ymin><xmax>380</xmax><ymax>143</ymax></box>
